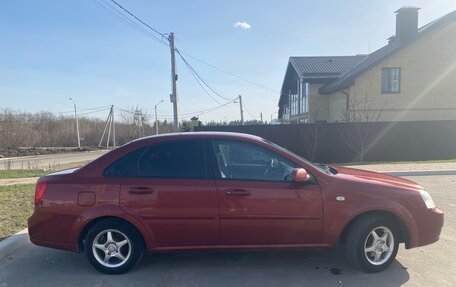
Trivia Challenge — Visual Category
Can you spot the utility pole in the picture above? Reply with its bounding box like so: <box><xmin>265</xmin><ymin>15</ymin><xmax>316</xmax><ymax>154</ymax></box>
<box><xmin>140</xmin><ymin>115</ymin><xmax>145</xmax><ymax>137</ymax></box>
<box><xmin>169</xmin><ymin>33</ymin><xmax>179</xmax><ymax>131</ymax></box>
<box><xmin>98</xmin><ymin>106</ymin><xmax>115</xmax><ymax>148</ymax></box>
<box><xmin>270</xmin><ymin>111</ymin><xmax>277</xmax><ymax>124</ymax></box>
<box><xmin>99</xmin><ymin>109</ymin><xmax>111</xmax><ymax>147</ymax></box>
<box><xmin>111</xmin><ymin>105</ymin><xmax>116</xmax><ymax>148</ymax></box>
<box><xmin>154</xmin><ymin>99</ymin><xmax>164</xmax><ymax>135</ymax></box>
<box><xmin>69</xmin><ymin>97</ymin><xmax>81</xmax><ymax>148</ymax></box>
<box><xmin>260</xmin><ymin>112</ymin><xmax>263</xmax><ymax>123</ymax></box>
<box><xmin>238</xmin><ymin>95</ymin><xmax>244</xmax><ymax>125</ymax></box>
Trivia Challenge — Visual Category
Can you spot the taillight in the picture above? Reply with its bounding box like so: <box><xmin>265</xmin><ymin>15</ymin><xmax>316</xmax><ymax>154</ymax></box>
<box><xmin>34</xmin><ymin>181</ymin><xmax>48</xmax><ymax>205</ymax></box>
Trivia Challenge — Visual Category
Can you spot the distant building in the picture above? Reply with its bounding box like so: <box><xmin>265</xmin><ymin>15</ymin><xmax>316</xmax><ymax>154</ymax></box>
<box><xmin>278</xmin><ymin>7</ymin><xmax>456</xmax><ymax>123</ymax></box>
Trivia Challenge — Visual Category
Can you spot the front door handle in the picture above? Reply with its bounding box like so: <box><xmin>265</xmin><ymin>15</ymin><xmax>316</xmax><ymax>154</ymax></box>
<box><xmin>128</xmin><ymin>186</ymin><xmax>154</xmax><ymax>194</ymax></box>
<box><xmin>226</xmin><ymin>189</ymin><xmax>251</xmax><ymax>196</ymax></box>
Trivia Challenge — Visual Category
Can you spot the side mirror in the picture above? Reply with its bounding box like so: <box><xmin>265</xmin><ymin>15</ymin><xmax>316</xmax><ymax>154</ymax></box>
<box><xmin>291</xmin><ymin>168</ymin><xmax>310</xmax><ymax>183</ymax></box>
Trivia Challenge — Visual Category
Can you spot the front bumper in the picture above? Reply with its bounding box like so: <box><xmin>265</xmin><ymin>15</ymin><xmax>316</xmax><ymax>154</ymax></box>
<box><xmin>410</xmin><ymin>207</ymin><xmax>444</xmax><ymax>248</ymax></box>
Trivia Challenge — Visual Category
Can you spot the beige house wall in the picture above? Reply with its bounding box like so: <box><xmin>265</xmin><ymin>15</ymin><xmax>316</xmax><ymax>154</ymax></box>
<box><xmin>327</xmin><ymin>89</ymin><xmax>350</xmax><ymax>122</ymax></box>
<box><xmin>308</xmin><ymin>85</ymin><xmax>350</xmax><ymax>123</ymax></box>
<box><xmin>308</xmin><ymin>83</ymin><xmax>328</xmax><ymax>122</ymax></box>
<box><xmin>347</xmin><ymin>21</ymin><xmax>456</xmax><ymax>122</ymax></box>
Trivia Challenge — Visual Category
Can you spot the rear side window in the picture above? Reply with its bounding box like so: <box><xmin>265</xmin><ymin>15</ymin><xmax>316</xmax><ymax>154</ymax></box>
<box><xmin>103</xmin><ymin>146</ymin><xmax>147</xmax><ymax>177</ymax></box>
<box><xmin>131</xmin><ymin>140</ymin><xmax>208</xmax><ymax>179</ymax></box>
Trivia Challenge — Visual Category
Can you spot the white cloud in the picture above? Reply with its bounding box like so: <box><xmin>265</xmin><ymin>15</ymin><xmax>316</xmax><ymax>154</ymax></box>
<box><xmin>233</xmin><ymin>21</ymin><xmax>251</xmax><ymax>30</ymax></box>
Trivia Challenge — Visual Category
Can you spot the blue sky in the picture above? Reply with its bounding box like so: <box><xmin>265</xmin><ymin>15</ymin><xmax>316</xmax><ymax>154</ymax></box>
<box><xmin>1</xmin><ymin>0</ymin><xmax>455</xmax><ymax>122</ymax></box>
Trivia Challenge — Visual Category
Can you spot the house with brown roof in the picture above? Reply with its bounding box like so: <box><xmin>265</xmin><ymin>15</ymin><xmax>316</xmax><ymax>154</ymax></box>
<box><xmin>278</xmin><ymin>7</ymin><xmax>456</xmax><ymax>123</ymax></box>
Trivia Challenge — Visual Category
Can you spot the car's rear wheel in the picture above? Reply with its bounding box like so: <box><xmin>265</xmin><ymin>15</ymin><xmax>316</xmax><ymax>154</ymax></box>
<box><xmin>85</xmin><ymin>219</ymin><xmax>144</xmax><ymax>274</ymax></box>
<box><xmin>346</xmin><ymin>216</ymin><xmax>399</xmax><ymax>273</ymax></box>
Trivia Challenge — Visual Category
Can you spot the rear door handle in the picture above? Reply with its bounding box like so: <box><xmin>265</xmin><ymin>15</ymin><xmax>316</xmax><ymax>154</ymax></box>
<box><xmin>128</xmin><ymin>186</ymin><xmax>154</xmax><ymax>194</ymax></box>
<box><xmin>226</xmin><ymin>189</ymin><xmax>251</xmax><ymax>196</ymax></box>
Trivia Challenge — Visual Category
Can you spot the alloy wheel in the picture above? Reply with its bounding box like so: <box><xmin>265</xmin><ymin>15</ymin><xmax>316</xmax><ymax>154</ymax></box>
<box><xmin>92</xmin><ymin>229</ymin><xmax>132</xmax><ymax>268</ymax></box>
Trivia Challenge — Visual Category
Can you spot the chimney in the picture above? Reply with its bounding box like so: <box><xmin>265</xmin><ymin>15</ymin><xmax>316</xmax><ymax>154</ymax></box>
<box><xmin>395</xmin><ymin>6</ymin><xmax>420</xmax><ymax>43</ymax></box>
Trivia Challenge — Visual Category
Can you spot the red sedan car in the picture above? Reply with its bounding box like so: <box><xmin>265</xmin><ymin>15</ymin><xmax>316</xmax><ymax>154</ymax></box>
<box><xmin>28</xmin><ymin>132</ymin><xmax>443</xmax><ymax>274</ymax></box>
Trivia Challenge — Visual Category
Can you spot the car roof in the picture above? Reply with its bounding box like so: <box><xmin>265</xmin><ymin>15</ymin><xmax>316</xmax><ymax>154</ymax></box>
<box><xmin>135</xmin><ymin>131</ymin><xmax>262</xmax><ymax>140</ymax></box>
<box><xmin>131</xmin><ymin>131</ymin><xmax>263</xmax><ymax>143</ymax></box>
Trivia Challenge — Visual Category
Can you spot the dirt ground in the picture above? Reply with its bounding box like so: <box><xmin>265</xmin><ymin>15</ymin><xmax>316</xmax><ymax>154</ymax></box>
<box><xmin>0</xmin><ymin>177</ymin><xmax>38</xmax><ymax>186</ymax></box>
<box><xmin>0</xmin><ymin>147</ymin><xmax>103</xmax><ymax>158</ymax></box>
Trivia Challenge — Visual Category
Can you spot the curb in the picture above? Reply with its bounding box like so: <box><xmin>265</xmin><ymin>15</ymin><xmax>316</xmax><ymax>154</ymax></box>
<box><xmin>385</xmin><ymin>169</ymin><xmax>456</xmax><ymax>177</ymax></box>
<box><xmin>0</xmin><ymin>229</ymin><xmax>29</xmax><ymax>262</ymax></box>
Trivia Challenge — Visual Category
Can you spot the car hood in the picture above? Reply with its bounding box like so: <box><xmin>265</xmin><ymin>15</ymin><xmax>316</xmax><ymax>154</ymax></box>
<box><xmin>333</xmin><ymin>166</ymin><xmax>422</xmax><ymax>190</ymax></box>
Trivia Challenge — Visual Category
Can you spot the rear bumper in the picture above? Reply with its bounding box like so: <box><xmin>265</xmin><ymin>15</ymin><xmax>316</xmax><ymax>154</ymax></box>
<box><xmin>409</xmin><ymin>207</ymin><xmax>444</xmax><ymax>248</ymax></box>
<box><xmin>28</xmin><ymin>211</ymin><xmax>84</xmax><ymax>252</ymax></box>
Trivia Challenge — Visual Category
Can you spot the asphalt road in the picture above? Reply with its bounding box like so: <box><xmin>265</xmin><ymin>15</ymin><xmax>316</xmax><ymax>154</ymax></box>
<box><xmin>0</xmin><ymin>150</ymin><xmax>108</xmax><ymax>170</ymax></box>
<box><xmin>1</xmin><ymin>174</ymin><xmax>455</xmax><ymax>287</ymax></box>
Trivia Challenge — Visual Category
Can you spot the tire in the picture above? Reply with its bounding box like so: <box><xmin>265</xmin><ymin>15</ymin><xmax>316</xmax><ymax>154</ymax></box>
<box><xmin>345</xmin><ymin>215</ymin><xmax>399</xmax><ymax>273</ymax></box>
<box><xmin>84</xmin><ymin>219</ymin><xmax>144</xmax><ymax>274</ymax></box>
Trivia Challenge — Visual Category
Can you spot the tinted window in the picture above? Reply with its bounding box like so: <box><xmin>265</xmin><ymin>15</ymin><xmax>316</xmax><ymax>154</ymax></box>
<box><xmin>104</xmin><ymin>146</ymin><xmax>148</xmax><ymax>177</ymax></box>
<box><xmin>134</xmin><ymin>140</ymin><xmax>208</xmax><ymax>179</ymax></box>
<box><xmin>212</xmin><ymin>140</ymin><xmax>295</xmax><ymax>182</ymax></box>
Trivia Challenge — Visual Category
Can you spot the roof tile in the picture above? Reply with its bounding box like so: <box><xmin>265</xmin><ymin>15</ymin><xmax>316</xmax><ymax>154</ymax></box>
<box><xmin>289</xmin><ymin>55</ymin><xmax>367</xmax><ymax>81</ymax></box>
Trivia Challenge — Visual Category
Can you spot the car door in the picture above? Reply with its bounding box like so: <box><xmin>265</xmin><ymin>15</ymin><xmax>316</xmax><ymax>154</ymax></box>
<box><xmin>119</xmin><ymin>139</ymin><xmax>219</xmax><ymax>248</ymax></box>
<box><xmin>211</xmin><ymin>139</ymin><xmax>323</xmax><ymax>245</ymax></box>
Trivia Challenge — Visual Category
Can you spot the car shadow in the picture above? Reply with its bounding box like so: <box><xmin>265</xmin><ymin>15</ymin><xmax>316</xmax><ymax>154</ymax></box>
<box><xmin>134</xmin><ymin>247</ymin><xmax>410</xmax><ymax>287</ymax></box>
<box><xmin>0</xmin><ymin>244</ymin><xmax>410</xmax><ymax>286</ymax></box>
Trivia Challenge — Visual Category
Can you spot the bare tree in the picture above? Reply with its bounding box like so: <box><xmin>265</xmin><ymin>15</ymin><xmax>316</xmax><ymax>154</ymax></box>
<box><xmin>0</xmin><ymin>106</ymin><xmax>176</xmax><ymax>150</ymax></box>
<box><xmin>298</xmin><ymin>123</ymin><xmax>328</xmax><ymax>162</ymax></box>
<box><xmin>336</xmin><ymin>72</ymin><xmax>388</xmax><ymax>162</ymax></box>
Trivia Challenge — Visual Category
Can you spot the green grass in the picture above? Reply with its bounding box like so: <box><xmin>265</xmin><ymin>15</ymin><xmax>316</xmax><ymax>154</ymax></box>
<box><xmin>0</xmin><ymin>169</ymin><xmax>50</xmax><ymax>179</ymax></box>
<box><xmin>0</xmin><ymin>184</ymin><xmax>34</xmax><ymax>240</ymax></box>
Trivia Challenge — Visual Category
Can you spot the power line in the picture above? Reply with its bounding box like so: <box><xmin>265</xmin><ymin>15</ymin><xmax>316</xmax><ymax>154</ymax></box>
<box><xmin>114</xmin><ymin>105</ymin><xmax>148</xmax><ymax>115</ymax></box>
<box><xmin>0</xmin><ymin>108</ymin><xmax>110</xmax><ymax>122</ymax></box>
<box><xmin>179</xmin><ymin>56</ymin><xmax>222</xmax><ymax>105</ymax></box>
<box><xmin>176</xmin><ymin>49</ymin><xmax>232</xmax><ymax>104</ymax></box>
<box><xmin>90</xmin><ymin>1</ymin><xmax>278</xmax><ymax>96</ymax></box>
<box><xmin>178</xmin><ymin>50</ymin><xmax>280</xmax><ymax>95</ymax></box>
<box><xmin>176</xmin><ymin>100</ymin><xmax>236</xmax><ymax>117</ymax></box>
<box><xmin>176</xmin><ymin>49</ymin><xmax>234</xmax><ymax>102</ymax></box>
<box><xmin>116</xmin><ymin>99</ymin><xmax>236</xmax><ymax>119</ymax></box>
<box><xmin>181</xmin><ymin>100</ymin><xmax>235</xmax><ymax>118</ymax></box>
<box><xmin>90</xmin><ymin>1</ymin><xmax>278</xmax><ymax>121</ymax></box>
<box><xmin>108</xmin><ymin>0</ymin><xmax>166</xmax><ymax>38</ymax></box>
<box><xmin>54</xmin><ymin>105</ymin><xmax>112</xmax><ymax>115</ymax></box>
<box><xmin>242</xmin><ymin>102</ymin><xmax>258</xmax><ymax>119</ymax></box>
<box><xmin>78</xmin><ymin>107</ymin><xmax>112</xmax><ymax>116</ymax></box>
<box><xmin>90</xmin><ymin>0</ymin><xmax>168</xmax><ymax>46</ymax></box>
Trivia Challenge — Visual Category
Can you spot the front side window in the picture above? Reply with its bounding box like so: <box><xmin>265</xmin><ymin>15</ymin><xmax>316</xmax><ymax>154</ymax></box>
<box><xmin>132</xmin><ymin>140</ymin><xmax>208</xmax><ymax>179</ymax></box>
<box><xmin>381</xmin><ymin>67</ymin><xmax>401</xmax><ymax>93</ymax></box>
<box><xmin>212</xmin><ymin>140</ymin><xmax>295</xmax><ymax>182</ymax></box>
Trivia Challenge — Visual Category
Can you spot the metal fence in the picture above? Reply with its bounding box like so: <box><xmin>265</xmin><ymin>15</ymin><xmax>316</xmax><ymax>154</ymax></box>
<box><xmin>195</xmin><ymin>121</ymin><xmax>456</xmax><ymax>163</ymax></box>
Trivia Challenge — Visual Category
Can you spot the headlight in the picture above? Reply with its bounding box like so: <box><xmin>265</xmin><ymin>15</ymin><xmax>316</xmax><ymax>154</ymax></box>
<box><xmin>419</xmin><ymin>190</ymin><xmax>436</xmax><ymax>209</ymax></box>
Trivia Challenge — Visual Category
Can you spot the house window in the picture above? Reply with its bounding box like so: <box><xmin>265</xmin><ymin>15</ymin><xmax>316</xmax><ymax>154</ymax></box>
<box><xmin>381</xmin><ymin>67</ymin><xmax>401</xmax><ymax>93</ymax></box>
<box><xmin>283</xmin><ymin>106</ymin><xmax>290</xmax><ymax>120</ymax></box>
<box><xmin>300</xmin><ymin>82</ymin><xmax>309</xmax><ymax>113</ymax></box>
<box><xmin>290</xmin><ymin>94</ymin><xmax>298</xmax><ymax>116</ymax></box>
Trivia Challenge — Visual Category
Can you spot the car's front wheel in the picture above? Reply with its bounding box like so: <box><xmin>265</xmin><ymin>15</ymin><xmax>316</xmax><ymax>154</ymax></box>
<box><xmin>346</xmin><ymin>216</ymin><xmax>399</xmax><ymax>273</ymax></box>
<box><xmin>84</xmin><ymin>219</ymin><xmax>144</xmax><ymax>274</ymax></box>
